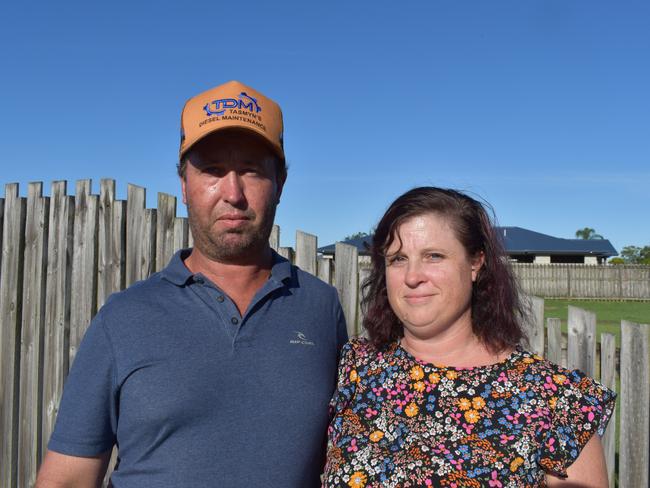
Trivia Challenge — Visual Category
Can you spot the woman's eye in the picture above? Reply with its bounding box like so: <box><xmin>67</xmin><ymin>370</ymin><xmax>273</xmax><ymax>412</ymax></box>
<box><xmin>386</xmin><ymin>255</ymin><xmax>406</xmax><ymax>265</ymax></box>
<box><xmin>427</xmin><ymin>253</ymin><xmax>443</xmax><ymax>261</ymax></box>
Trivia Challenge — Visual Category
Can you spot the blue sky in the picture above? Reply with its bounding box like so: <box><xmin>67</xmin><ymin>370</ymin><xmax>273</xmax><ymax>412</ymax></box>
<box><xmin>1</xmin><ymin>0</ymin><xmax>648</xmax><ymax>253</ymax></box>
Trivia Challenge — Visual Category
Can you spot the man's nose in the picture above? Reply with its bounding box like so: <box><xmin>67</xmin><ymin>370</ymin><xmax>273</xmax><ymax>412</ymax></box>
<box><xmin>221</xmin><ymin>171</ymin><xmax>245</xmax><ymax>205</ymax></box>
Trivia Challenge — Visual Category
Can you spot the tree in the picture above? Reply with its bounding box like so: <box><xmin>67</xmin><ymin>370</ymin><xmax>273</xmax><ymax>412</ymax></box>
<box><xmin>575</xmin><ymin>227</ymin><xmax>604</xmax><ymax>240</ymax></box>
<box><xmin>344</xmin><ymin>231</ymin><xmax>371</xmax><ymax>241</ymax></box>
<box><xmin>619</xmin><ymin>245</ymin><xmax>650</xmax><ymax>264</ymax></box>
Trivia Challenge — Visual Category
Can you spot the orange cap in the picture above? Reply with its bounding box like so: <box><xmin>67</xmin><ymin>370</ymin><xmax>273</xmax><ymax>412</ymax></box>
<box><xmin>179</xmin><ymin>80</ymin><xmax>284</xmax><ymax>160</ymax></box>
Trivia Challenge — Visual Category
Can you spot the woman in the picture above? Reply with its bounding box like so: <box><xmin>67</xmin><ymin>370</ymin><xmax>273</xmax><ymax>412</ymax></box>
<box><xmin>323</xmin><ymin>187</ymin><xmax>614</xmax><ymax>487</ymax></box>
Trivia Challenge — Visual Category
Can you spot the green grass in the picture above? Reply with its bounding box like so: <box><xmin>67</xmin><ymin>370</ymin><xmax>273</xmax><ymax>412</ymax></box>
<box><xmin>543</xmin><ymin>299</ymin><xmax>650</xmax><ymax>345</ymax></box>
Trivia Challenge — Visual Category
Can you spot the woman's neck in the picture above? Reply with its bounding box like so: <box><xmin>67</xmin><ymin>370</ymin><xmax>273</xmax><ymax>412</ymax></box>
<box><xmin>399</xmin><ymin>324</ymin><xmax>510</xmax><ymax>368</ymax></box>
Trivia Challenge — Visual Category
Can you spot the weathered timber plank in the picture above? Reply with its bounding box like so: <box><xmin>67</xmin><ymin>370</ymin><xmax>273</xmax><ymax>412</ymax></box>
<box><xmin>521</xmin><ymin>295</ymin><xmax>544</xmax><ymax>355</ymax></box>
<box><xmin>141</xmin><ymin>209</ymin><xmax>156</xmax><ymax>279</ymax></box>
<box><xmin>42</xmin><ymin>182</ymin><xmax>73</xmax><ymax>459</ymax></box>
<box><xmin>126</xmin><ymin>184</ymin><xmax>146</xmax><ymax>286</ymax></box>
<box><xmin>600</xmin><ymin>333</ymin><xmax>617</xmax><ymax>488</ymax></box>
<box><xmin>69</xmin><ymin>180</ymin><xmax>98</xmax><ymax>367</ymax></box>
<box><xmin>317</xmin><ymin>257</ymin><xmax>332</xmax><ymax>285</ymax></box>
<box><xmin>546</xmin><ymin>318</ymin><xmax>562</xmax><ymax>365</ymax></box>
<box><xmin>295</xmin><ymin>230</ymin><xmax>317</xmax><ymax>276</ymax></box>
<box><xmin>619</xmin><ymin>321</ymin><xmax>649</xmax><ymax>488</ymax></box>
<box><xmin>277</xmin><ymin>246</ymin><xmax>294</xmax><ymax>263</ymax></box>
<box><xmin>17</xmin><ymin>183</ymin><xmax>49</xmax><ymax>487</ymax></box>
<box><xmin>155</xmin><ymin>193</ymin><xmax>176</xmax><ymax>272</ymax></box>
<box><xmin>567</xmin><ymin>306</ymin><xmax>596</xmax><ymax>376</ymax></box>
<box><xmin>173</xmin><ymin>217</ymin><xmax>188</xmax><ymax>253</ymax></box>
<box><xmin>98</xmin><ymin>179</ymin><xmax>125</xmax><ymax>307</ymax></box>
<box><xmin>269</xmin><ymin>225</ymin><xmax>279</xmax><ymax>252</ymax></box>
<box><xmin>0</xmin><ymin>183</ymin><xmax>27</xmax><ymax>488</ymax></box>
<box><xmin>334</xmin><ymin>243</ymin><xmax>358</xmax><ymax>338</ymax></box>
<box><xmin>356</xmin><ymin>264</ymin><xmax>371</xmax><ymax>338</ymax></box>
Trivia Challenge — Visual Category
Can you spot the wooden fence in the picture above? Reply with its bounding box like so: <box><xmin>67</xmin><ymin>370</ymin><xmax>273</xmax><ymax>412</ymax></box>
<box><xmin>1</xmin><ymin>180</ymin><xmax>649</xmax><ymax>487</ymax></box>
<box><xmin>511</xmin><ymin>263</ymin><xmax>650</xmax><ymax>299</ymax></box>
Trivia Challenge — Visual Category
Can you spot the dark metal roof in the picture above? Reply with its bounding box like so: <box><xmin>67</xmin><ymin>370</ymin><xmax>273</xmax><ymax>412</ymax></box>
<box><xmin>318</xmin><ymin>227</ymin><xmax>618</xmax><ymax>258</ymax></box>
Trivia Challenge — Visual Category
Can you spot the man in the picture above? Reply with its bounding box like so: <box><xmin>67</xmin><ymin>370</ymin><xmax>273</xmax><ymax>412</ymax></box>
<box><xmin>36</xmin><ymin>81</ymin><xmax>348</xmax><ymax>487</ymax></box>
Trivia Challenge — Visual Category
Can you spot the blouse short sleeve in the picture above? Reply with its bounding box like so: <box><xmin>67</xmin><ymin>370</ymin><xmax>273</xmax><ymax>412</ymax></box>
<box><xmin>327</xmin><ymin>340</ymin><xmax>365</xmax><ymax>443</ymax></box>
<box><xmin>539</xmin><ymin>368</ymin><xmax>616</xmax><ymax>477</ymax></box>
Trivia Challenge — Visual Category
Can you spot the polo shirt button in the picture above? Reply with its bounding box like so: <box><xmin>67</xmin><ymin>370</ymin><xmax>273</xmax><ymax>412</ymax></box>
<box><xmin>217</xmin><ymin>295</ymin><xmax>225</xmax><ymax>303</ymax></box>
<box><xmin>231</xmin><ymin>317</ymin><xmax>239</xmax><ymax>325</ymax></box>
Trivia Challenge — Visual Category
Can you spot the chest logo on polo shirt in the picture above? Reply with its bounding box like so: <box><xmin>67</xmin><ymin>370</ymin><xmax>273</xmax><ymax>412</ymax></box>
<box><xmin>290</xmin><ymin>331</ymin><xmax>315</xmax><ymax>346</ymax></box>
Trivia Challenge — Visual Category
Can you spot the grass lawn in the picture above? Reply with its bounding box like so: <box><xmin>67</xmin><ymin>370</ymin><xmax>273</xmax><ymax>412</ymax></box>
<box><xmin>543</xmin><ymin>299</ymin><xmax>650</xmax><ymax>345</ymax></box>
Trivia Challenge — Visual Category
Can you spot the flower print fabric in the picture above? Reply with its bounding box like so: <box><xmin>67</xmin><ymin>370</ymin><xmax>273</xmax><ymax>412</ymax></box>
<box><xmin>323</xmin><ymin>339</ymin><xmax>615</xmax><ymax>488</ymax></box>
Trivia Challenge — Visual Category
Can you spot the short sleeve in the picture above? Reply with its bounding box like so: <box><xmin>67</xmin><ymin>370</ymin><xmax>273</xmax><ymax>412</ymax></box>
<box><xmin>48</xmin><ymin>313</ymin><xmax>118</xmax><ymax>456</ymax></box>
<box><xmin>539</xmin><ymin>369</ymin><xmax>616</xmax><ymax>477</ymax></box>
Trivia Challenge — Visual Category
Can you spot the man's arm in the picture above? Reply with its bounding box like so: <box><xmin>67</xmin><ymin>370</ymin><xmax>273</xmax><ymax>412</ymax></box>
<box><xmin>35</xmin><ymin>450</ymin><xmax>111</xmax><ymax>488</ymax></box>
<box><xmin>546</xmin><ymin>434</ymin><xmax>608</xmax><ymax>488</ymax></box>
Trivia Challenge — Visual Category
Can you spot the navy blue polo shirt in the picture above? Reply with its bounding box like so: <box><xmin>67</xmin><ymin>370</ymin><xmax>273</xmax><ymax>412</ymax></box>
<box><xmin>49</xmin><ymin>249</ymin><xmax>348</xmax><ymax>487</ymax></box>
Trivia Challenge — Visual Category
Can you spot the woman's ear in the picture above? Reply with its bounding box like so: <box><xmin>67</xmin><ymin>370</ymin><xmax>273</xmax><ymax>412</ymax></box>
<box><xmin>471</xmin><ymin>251</ymin><xmax>485</xmax><ymax>282</ymax></box>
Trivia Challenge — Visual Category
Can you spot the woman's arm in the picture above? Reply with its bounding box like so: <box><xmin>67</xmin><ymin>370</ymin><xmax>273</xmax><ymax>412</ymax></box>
<box><xmin>546</xmin><ymin>434</ymin><xmax>608</xmax><ymax>488</ymax></box>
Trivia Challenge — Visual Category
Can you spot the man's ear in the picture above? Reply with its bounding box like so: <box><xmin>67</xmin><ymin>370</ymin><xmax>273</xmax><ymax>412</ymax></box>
<box><xmin>180</xmin><ymin>174</ymin><xmax>187</xmax><ymax>205</ymax></box>
<box><xmin>275</xmin><ymin>174</ymin><xmax>286</xmax><ymax>204</ymax></box>
<box><xmin>471</xmin><ymin>251</ymin><xmax>485</xmax><ymax>282</ymax></box>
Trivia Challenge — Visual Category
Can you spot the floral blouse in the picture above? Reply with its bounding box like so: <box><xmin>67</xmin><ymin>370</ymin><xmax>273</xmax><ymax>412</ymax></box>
<box><xmin>323</xmin><ymin>339</ymin><xmax>615</xmax><ymax>488</ymax></box>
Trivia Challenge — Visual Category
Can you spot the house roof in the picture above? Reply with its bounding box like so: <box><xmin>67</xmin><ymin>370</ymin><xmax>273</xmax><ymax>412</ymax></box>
<box><xmin>318</xmin><ymin>227</ymin><xmax>618</xmax><ymax>258</ymax></box>
<box><xmin>498</xmin><ymin>227</ymin><xmax>617</xmax><ymax>257</ymax></box>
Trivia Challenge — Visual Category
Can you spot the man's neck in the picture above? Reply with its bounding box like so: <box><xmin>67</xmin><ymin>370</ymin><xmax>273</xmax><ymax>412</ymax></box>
<box><xmin>183</xmin><ymin>247</ymin><xmax>274</xmax><ymax>315</ymax></box>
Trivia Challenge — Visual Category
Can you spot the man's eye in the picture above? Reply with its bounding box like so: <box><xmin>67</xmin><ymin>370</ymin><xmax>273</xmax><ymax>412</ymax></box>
<box><xmin>426</xmin><ymin>253</ymin><xmax>443</xmax><ymax>261</ymax></box>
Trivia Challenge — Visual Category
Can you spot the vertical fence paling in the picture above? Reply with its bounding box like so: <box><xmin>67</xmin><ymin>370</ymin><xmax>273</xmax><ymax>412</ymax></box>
<box><xmin>295</xmin><ymin>231</ymin><xmax>317</xmax><ymax>276</ymax></box>
<box><xmin>98</xmin><ymin>179</ymin><xmax>125</xmax><ymax>307</ymax></box>
<box><xmin>600</xmin><ymin>333</ymin><xmax>616</xmax><ymax>488</ymax></box>
<box><xmin>156</xmin><ymin>193</ymin><xmax>176</xmax><ymax>273</ymax></box>
<box><xmin>546</xmin><ymin>318</ymin><xmax>563</xmax><ymax>366</ymax></box>
<box><xmin>42</xmin><ymin>181</ymin><xmax>73</xmax><ymax>461</ymax></box>
<box><xmin>69</xmin><ymin>181</ymin><xmax>98</xmax><ymax>368</ymax></box>
<box><xmin>126</xmin><ymin>184</ymin><xmax>146</xmax><ymax>286</ymax></box>
<box><xmin>18</xmin><ymin>182</ymin><xmax>49</xmax><ymax>487</ymax></box>
<box><xmin>567</xmin><ymin>305</ymin><xmax>596</xmax><ymax>376</ymax></box>
<box><xmin>1</xmin><ymin>183</ymin><xmax>26</xmax><ymax>488</ymax></box>
<box><xmin>619</xmin><ymin>321</ymin><xmax>649</xmax><ymax>488</ymax></box>
<box><xmin>335</xmin><ymin>243</ymin><xmax>358</xmax><ymax>338</ymax></box>
<box><xmin>521</xmin><ymin>295</ymin><xmax>544</xmax><ymax>356</ymax></box>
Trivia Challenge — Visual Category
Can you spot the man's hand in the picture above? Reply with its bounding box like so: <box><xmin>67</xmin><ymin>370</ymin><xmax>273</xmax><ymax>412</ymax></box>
<box><xmin>35</xmin><ymin>450</ymin><xmax>111</xmax><ymax>488</ymax></box>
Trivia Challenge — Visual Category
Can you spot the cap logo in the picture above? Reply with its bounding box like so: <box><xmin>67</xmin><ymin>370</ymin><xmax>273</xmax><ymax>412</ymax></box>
<box><xmin>203</xmin><ymin>92</ymin><xmax>262</xmax><ymax>117</ymax></box>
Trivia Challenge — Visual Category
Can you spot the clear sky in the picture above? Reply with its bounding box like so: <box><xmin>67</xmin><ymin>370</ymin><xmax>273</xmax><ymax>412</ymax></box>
<box><xmin>1</xmin><ymin>0</ymin><xmax>648</xmax><ymax>254</ymax></box>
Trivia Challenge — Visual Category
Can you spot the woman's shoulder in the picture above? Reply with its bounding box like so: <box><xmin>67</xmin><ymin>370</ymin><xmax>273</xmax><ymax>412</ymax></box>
<box><xmin>340</xmin><ymin>337</ymin><xmax>397</xmax><ymax>365</ymax></box>
<box><xmin>509</xmin><ymin>350</ymin><xmax>616</xmax><ymax>412</ymax></box>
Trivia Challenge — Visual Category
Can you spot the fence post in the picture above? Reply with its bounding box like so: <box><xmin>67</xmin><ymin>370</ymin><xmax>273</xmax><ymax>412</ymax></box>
<box><xmin>334</xmin><ymin>243</ymin><xmax>358</xmax><ymax>338</ymax></box>
<box><xmin>156</xmin><ymin>193</ymin><xmax>177</xmax><ymax>272</ymax></box>
<box><xmin>126</xmin><ymin>184</ymin><xmax>146</xmax><ymax>286</ymax></box>
<box><xmin>567</xmin><ymin>306</ymin><xmax>596</xmax><ymax>376</ymax></box>
<box><xmin>295</xmin><ymin>231</ymin><xmax>317</xmax><ymax>276</ymax></box>
<box><xmin>42</xmin><ymin>182</ymin><xmax>74</xmax><ymax>462</ymax></box>
<box><xmin>356</xmin><ymin>264</ymin><xmax>371</xmax><ymax>338</ymax></box>
<box><xmin>269</xmin><ymin>225</ymin><xmax>279</xmax><ymax>252</ymax></box>
<box><xmin>0</xmin><ymin>183</ymin><xmax>26</xmax><ymax>488</ymax></box>
<box><xmin>546</xmin><ymin>318</ymin><xmax>563</xmax><ymax>366</ymax></box>
<box><xmin>317</xmin><ymin>257</ymin><xmax>332</xmax><ymax>285</ymax></box>
<box><xmin>98</xmin><ymin>179</ymin><xmax>125</xmax><ymax>308</ymax></box>
<box><xmin>521</xmin><ymin>295</ymin><xmax>544</xmax><ymax>356</ymax></box>
<box><xmin>600</xmin><ymin>333</ymin><xmax>617</xmax><ymax>488</ymax></box>
<box><xmin>69</xmin><ymin>180</ymin><xmax>99</xmax><ymax>367</ymax></box>
<box><xmin>619</xmin><ymin>321</ymin><xmax>649</xmax><ymax>488</ymax></box>
<box><xmin>173</xmin><ymin>217</ymin><xmax>189</xmax><ymax>252</ymax></box>
<box><xmin>17</xmin><ymin>182</ymin><xmax>49</xmax><ymax>488</ymax></box>
<box><xmin>277</xmin><ymin>246</ymin><xmax>294</xmax><ymax>263</ymax></box>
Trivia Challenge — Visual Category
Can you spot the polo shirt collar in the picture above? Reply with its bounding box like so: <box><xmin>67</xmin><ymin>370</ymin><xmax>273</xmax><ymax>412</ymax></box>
<box><xmin>161</xmin><ymin>248</ymin><xmax>293</xmax><ymax>286</ymax></box>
